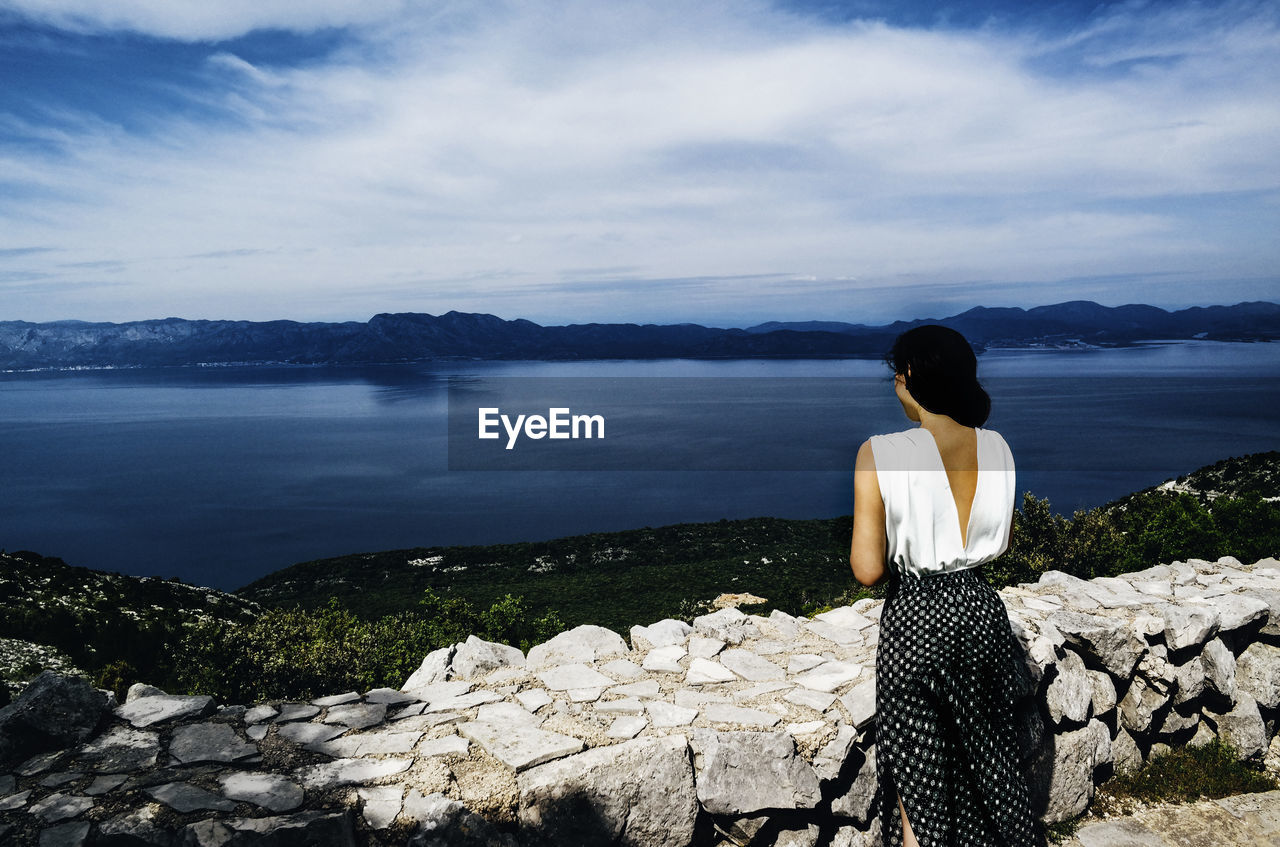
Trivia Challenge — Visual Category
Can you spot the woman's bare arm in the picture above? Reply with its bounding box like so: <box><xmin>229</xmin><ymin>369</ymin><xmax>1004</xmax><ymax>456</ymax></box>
<box><xmin>851</xmin><ymin>439</ymin><xmax>888</xmax><ymax>587</ymax></box>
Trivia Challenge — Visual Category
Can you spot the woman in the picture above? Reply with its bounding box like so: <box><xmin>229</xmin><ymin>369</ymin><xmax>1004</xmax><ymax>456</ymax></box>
<box><xmin>850</xmin><ymin>325</ymin><xmax>1042</xmax><ymax>847</ymax></box>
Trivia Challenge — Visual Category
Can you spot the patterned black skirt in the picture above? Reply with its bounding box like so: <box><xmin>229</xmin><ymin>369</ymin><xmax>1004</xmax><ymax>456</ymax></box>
<box><xmin>874</xmin><ymin>564</ymin><xmax>1044</xmax><ymax>847</ymax></box>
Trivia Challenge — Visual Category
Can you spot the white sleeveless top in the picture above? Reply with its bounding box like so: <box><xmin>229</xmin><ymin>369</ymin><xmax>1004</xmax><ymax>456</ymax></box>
<box><xmin>867</xmin><ymin>426</ymin><xmax>1016</xmax><ymax>578</ymax></box>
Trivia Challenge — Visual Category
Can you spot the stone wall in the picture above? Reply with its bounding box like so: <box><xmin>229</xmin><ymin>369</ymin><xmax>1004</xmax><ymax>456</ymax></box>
<box><xmin>2</xmin><ymin>555</ymin><xmax>1279</xmax><ymax>846</ymax></box>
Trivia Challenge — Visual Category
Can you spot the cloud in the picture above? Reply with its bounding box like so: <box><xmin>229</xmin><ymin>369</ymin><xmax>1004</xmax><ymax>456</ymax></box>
<box><xmin>0</xmin><ymin>0</ymin><xmax>409</xmax><ymax>41</ymax></box>
<box><xmin>0</xmin><ymin>0</ymin><xmax>1276</xmax><ymax>323</ymax></box>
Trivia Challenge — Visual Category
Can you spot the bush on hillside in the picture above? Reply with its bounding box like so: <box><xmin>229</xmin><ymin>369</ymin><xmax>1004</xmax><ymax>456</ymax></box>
<box><xmin>176</xmin><ymin>589</ymin><xmax>565</xmax><ymax>703</ymax></box>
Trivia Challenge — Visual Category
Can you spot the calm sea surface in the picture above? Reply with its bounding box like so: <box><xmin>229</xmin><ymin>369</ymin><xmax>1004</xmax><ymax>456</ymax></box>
<box><xmin>2</xmin><ymin>341</ymin><xmax>1277</xmax><ymax>591</ymax></box>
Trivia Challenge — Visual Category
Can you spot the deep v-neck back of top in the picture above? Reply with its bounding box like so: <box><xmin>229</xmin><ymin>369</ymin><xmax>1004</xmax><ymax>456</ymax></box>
<box><xmin>868</xmin><ymin>426</ymin><xmax>1016</xmax><ymax>578</ymax></box>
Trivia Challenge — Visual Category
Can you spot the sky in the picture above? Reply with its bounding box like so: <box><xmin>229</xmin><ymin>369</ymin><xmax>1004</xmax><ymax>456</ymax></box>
<box><xmin>0</xmin><ymin>0</ymin><xmax>1277</xmax><ymax>327</ymax></box>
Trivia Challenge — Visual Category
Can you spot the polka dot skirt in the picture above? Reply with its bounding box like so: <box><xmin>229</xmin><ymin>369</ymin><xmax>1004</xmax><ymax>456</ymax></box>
<box><xmin>875</xmin><ymin>565</ymin><xmax>1044</xmax><ymax>847</ymax></box>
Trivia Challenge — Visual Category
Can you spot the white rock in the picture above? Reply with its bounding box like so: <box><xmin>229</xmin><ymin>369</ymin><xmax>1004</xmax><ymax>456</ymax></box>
<box><xmin>218</xmin><ymin>772</ymin><xmax>304</xmax><ymax>813</ymax></box>
<box><xmin>356</xmin><ymin>785</ymin><xmax>403</xmax><ymax>829</ymax></box>
<box><xmin>839</xmin><ymin>679</ymin><xmax>877</xmax><ymax>729</ymax></box>
<box><xmin>295</xmin><ymin>757</ymin><xmax>412</xmax><ymax>789</ymax></box>
<box><xmin>785</xmin><ymin>688</ymin><xmax>837</xmax><ymax>712</ymax></box>
<box><xmin>605</xmin><ymin>715</ymin><xmax>649</xmax><ymax>739</ymax></box>
<box><xmin>642</xmin><ymin>645</ymin><xmax>687</xmax><ymax>673</ymax></box>
<box><xmin>813</xmin><ymin>607</ymin><xmax>875</xmax><ymax>630</ymax></box>
<box><xmin>457</xmin><ymin>720</ymin><xmax>584</xmax><ymax>771</ymax></box>
<box><xmin>702</xmin><ymin>703</ymin><xmax>781</xmax><ymax>727</ymax></box>
<box><xmin>793</xmin><ymin>661</ymin><xmax>862</xmax><ymax>693</ymax></box>
<box><xmin>418</xmin><ymin>735</ymin><xmax>470</xmax><ymax>757</ymax></box>
<box><xmin>645</xmin><ymin>701</ymin><xmax>699</xmax><ymax>727</ymax></box>
<box><xmin>788</xmin><ymin>654</ymin><xmax>828</xmax><ymax>674</ymax></box>
<box><xmin>515</xmin><ymin>689</ymin><xmax>554</xmax><ymax>712</ymax></box>
<box><xmin>595</xmin><ymin>698</ymin><xmax>646</xmax><ymax>715</ymax></box>
<box><xmin>688</xmin><ymin>636</ymin><xmax>727</xmax><ymax>658</ymax></box>
<box><xmin>718</xmin><ymin>648</ymin><xmax>785</xmax><ymax>682</ymax></box>
<box><xmin>686</xmin><ymin>658</ymin><xmax>737</xmax><ymax>684</ymax></box>
<box><xmin>607</xmin><ymin>679</ymin><xmax>660</xmax><ymax>699</ymax></box>
<box><xmin>600</xmin><ymin>658</ymin><xmax>645</xmax><ymax>680</ymax></box>
<box><xmin>535</xmin><ymin>665</ymin><xmax>614</xmax><ymax>696</ymax></box>
<box><xmin>629</xmin><ymin>619</ymin><xmax>692</xmax><ymax>650</ymax></box>
<box><xmin>526</xmin><ymin>625</ymin><xmax>629</xmax><ymax>670</ymax></box>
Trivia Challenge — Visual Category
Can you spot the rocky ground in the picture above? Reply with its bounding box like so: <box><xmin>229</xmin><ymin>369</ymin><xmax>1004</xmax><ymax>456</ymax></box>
<box><xmin>3</xmin><ymin>554</ymin><xmax>1280</xmax><ymax>846</ymax></box>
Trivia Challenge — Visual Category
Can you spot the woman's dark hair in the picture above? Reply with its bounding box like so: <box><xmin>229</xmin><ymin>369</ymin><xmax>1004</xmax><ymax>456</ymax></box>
<box><xmin>884</xmin><ymin>324</ymin><xmax>991</xmax><ymax>426</ymax></box>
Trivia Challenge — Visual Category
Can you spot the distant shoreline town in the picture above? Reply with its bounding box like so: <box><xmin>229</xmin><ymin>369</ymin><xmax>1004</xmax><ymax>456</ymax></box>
<box><xmin>1</xmin><ymin>300</ymin><xmax>1276</xmax><ymax>371</ymax></box>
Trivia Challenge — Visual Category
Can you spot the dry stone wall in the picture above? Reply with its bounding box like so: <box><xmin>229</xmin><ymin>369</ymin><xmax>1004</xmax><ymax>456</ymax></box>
<box><xmin>3</xmin><ymin>555</ymin><xmax>1280</xmax><ymax>846</ymax></box>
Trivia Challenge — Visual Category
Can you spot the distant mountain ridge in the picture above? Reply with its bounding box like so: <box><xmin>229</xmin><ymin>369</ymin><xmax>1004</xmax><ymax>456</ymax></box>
<box><xmin>1</xmin><ymin>299</ymin><xmax>1276</xmax><ymax>369</ymax></box>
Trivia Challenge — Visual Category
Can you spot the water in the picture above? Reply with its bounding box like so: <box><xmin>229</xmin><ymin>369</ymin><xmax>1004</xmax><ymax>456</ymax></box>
<box><xmin>2</xmin><ymin>341</ymin><xmax>1277</xmax><ymax>591</ymax></box>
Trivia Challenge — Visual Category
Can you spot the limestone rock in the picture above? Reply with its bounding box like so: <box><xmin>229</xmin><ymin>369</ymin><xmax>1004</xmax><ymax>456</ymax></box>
<box><xmin>145</xmin><ymin>781</ymin><xmax>238</xmax><ymax>813</ymax></box>
<box><xmin>169</xmin><ymin>722</ymin><xmax>257</xmax><ymax>764</ymax></box>
<box><xmin>0</xmin><ymin>671</ymin><xmax>109</xmax><ymax>766</ymax></box>
<box><xmin>686</xmin><ymin>658</ymin><xmax>736</xmax><ymax>685</ymax></box>
<box><xmin>839</xmin><ymin>679</ymin><xmax>877</xmax><ymax>729</ymax></box>
<box><xmin>526</xmin><ymin>625</ymin><xmax>628</xmax><ymax>670</ymax></box>
<box><xmin>642</xmin><ymin>645</ymin><xmax>686</xmax><ymax>673</ymax></box>
<box><xmin>1208</xmin><ymin>692</ymin><xmax>1267</xmax><ymax>760</ymax></box>
<box><xmin>1086</xmin><ymin>670</ymin><xmax>1117</xmax><ymax>716</ymax></box>
<box><xmin>1119</xmin><ymin>676</ymin><xmax>1168</xmax><ymax>734</ymax></box>
<box><xmin>689</xmin><ymin>729</ymin><xmax>821</xmax><ymax>814</ymax></box>
<box><xmin>125</xmin><ymin>683</ymin><xmax>166</xmax><ymax>702</ymax></box>
<box><xmin>1112</xmin><ymin>726</ymin><xmax>1142</xmax><ymax>774</ymax></box>
<box><xmin>702</xmin><ymin>703</ymin><xmax>781</xmax><ymax>727</ymax></box>
<box><xmin>629</xmin><ymin>619</ymin><xmax>692</xmax><ymax>650</ymax></box>
<box><xmin>518</xmin><ymin>735</ymin><xmax>697</xmax><ymax>847</ymax></box>
<box><xmin>1202</xmin><ymin>637</ymin><xmax>1237</xmax><ymax>700</ymax></box>
<box><xmin>1031</xmin><ymin>718</ymin><xmax>1110</xmax><ymax>823</ymax></box>
<box><xmin>75</xmin><ymin>726</ymin><xmax>160</xmax><ymax>773</ymax></box>
<box><xmin>1161</xmin><ymin>601</ymin><xmax>1221</xmax><ymax>652</ymax></box>
<box><xmin>403</xmin><ymin>645</ymin><xmax>456</xmax><ymax>691</ymax></box>
<box><xmin>181</xmin><ymin>810</ymin><xmax>358</xmax><ymax>847</ymax></box>
<box><xmin>457</xmin><ymin>720</ymin><xmax>584</xmax><ymax>771</ymax></box>
<box><xmin>323</xmin><ymin>702</ymin><xmax>387</xmax><ymax>730</ymax></box>
<box><xmin>831</xmin><ymin>746</ymin><xmax>877</xmax><ymax>824</ymax></box>
<box><xmin>645</xmin><ymin>700</ymin><xmax>698</xmax><ymax>727</ymax></box>
<box><xmin>115</xmin><ymin>693</ymin><xmax>216</xmax><ymax>728</ymax></box>
<box><xmin>403</xmin><ymin>791</ymin><xmax>516</xmax><ymax>847</ymax></box>
<box><xmin>218</xmin><ymin>771</ymin><xmax>305</xmax><ymax>813</ymax></box>
<box><xmin>1235</xmin><ymin>641</ymin><xmax>1280</xmax><ymax>708</ymax></box>
<box><xmin>452</xmin><ymin>634</ymin><xmax>525</xmax><ymax>680</ymax></box>
<box><xmin>718</xmin><ymin>648</ymin><xmax>785</xmax><ymax>682</ymax></box>
<box><xmin>1045</xmin><ymin>650</ymin><xmax>1092</xmax><ymax>724</ymax></box>
<box><xmin>294</xmin><ymin>757</ymin><xmax>413</xmax><ymax>789</ymax></box>
<box><xmin>692</xmin><ymin>607</ymin><xmax>759</xmax><ymax>645</ymax></box>
<box><xmin>1047</xmin><ymin>610</ymin><xmax>1146</xmax><ymax>678</ymax></box>
<box><xmin>536</xmin><ymin>663</ymin><xmax>615</xmax><ymax>692</ymax></box>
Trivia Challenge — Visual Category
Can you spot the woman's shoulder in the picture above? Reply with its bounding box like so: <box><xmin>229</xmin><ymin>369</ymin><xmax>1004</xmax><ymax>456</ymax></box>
<box><xmin>977</xmin><ymin>427</ymin><xmax>1015</xmax><ymax>467</ymax></box>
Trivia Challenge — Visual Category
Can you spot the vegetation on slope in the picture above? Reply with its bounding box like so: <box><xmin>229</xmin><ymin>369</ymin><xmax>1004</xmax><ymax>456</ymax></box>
<box><xmin>3</xmin><ymin>451</ymin><xmax>1277</xmax><ymax>702</ymax></box>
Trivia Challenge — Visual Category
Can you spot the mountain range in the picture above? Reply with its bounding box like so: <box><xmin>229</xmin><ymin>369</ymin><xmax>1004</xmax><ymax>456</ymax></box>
<box><xmin>1</xmin><ymin>300</ymin><xmax>1277</xmax><ymax>370</ymax></box>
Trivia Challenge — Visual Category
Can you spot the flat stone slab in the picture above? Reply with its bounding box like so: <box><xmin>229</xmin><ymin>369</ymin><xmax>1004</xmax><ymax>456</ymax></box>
<box><xmin>645</xmin><ymin>700</ymin><xmax>699</xmax><ymax>727</ymax></box>
<box><xmin>169</xmin><ymin>722</ymin><xmax>257</xmax><ymax>764</ymax></box>
<box><xmin>145</xmin><ymin>782</ymin><xmax>237</xmax><ymax>813</ymax></box>
<box><xmin>702</xmin><ymin>703</ymin><xmax>782</xmax><ymax>727</ymax></box>
<box><xmin>516</xmin><ymin>689</ymin><xmax>553</xmax><ymax>712</ymax></box>
<box><xmin>813</xmin><ymin>607</ymin><xmax>876</xmax><ymax>630</ymax></box>
<box><xmin>424</xmin><ymin>690</ymin><xmax>505</xmax><ymax>712</ymax></box>
<box><xmin>277</xmin><ymin>722</ymin><xmax>347</xmax><ymax>746</ymax></box>
<box><xmin>643</xmin><ymin>645</ymin><xmax>687</xmax><ymax>672</ymax></box>
<box><xmin>274</xmin><ymin>703</ymin><xmax>322</xmax><ymax>723</ymax></box>
<box><xmin>312</xmin><ymin>692</ymin><xmax>361</xmax><ymax>707</ymax></box>
<box><xmin>311</xmin><ymin>729</ymin><xmax>423</xmax><ymax>757</ymax></box>
<box><xmin>357</xmin><ymin>785</ymin><xmax>403</xmax><ymax>829</ymax></box>
<box><xmin>785</xmin><ymin>688</ymin><xmax>837</xmax><ymax>711</ymax></box>
<box><xmin>115</xmin><ymin>694</ymin><xmax>215</xmax><ymax>728</ymax></box>
<box><xmin>607</xmin><ymin>679</ymin><xmax>660</xmax><ymax>699</ymax></box>
<box><xmin>419</xmin><ymin>735</ymin><xmax>470</xmax><ymax>757</ymax></box>
<box><xmin>29</xmin><ymin>792</ymin><xmax>94</xmax><ymax>823</ymax></box>
<box><xmin>244</xmin><ymin>705</ymin><xmax>278</xmax><ymax>724</ymax></box>
<box><xmin>806</xmin><ymin>621</ymin><xmax>865</xmax><ymax>647</ymax></box>
<box><xmin>792</xmin><ymin>661</ymin><xmax>862</xmax><ymax>693</ymax></box>
<box><xmin>686</xmin><ymin>657</ymin><xmax>737</xmax><ymax>684</ymax></box>
<box><xmin>75</xmin><ymin>727</ymin><xmax>160</xmax><ymax>773</ymax></box>
<box><xmin>601</xmin><ymin>658</ymin><xmax>645</xmax><ymax>679</ymax></box>
<box><xmin>595</xmin><ymin>697</ymin><xmax>646</xmax><ymax>715</ymax></box>
<box><xmin>294</xmin><ymin>757</ymin><xmax>413</xmax><ymax>789</ymax></box>
<box><xmin>0</xmin><ymin>791</ymin><xmax>30</xmax><ymax>811</ymax></box>
<box><xmin>719</xmin><ymin>649</ymin><xmax>785</xmax><ymax>682</ymax></box>
<box><xmin>218</xmin><ymin>772</ymin><xmax>305</xmax><ymax>813</ymax></box>
<box><xmin>476</xmin><ymin>701</ymin><xmax>543</xmax><ymax>726</ymax></box>
<box><xmin>536</xmin><ymin>662</ymin><xmax>616</xmax><ymax>691</ymax></box>
<box><xmin>323</xmin><ymin>702</ymin><xmax>387</xmax><ymax>730</ymax></box>
<box><xmin>458</xmin><ymin>720</ymin><xmax>584</xmax><ymax>771</ymax></box>
<box><xmin>839</xmin><ymin>679</ymin><xmax>877</xmax><ymax>728</ymax></box>
<box><xmin>788</xmin><ymin>654</ymin><xmax>828</xmax><ymax>673</ymax></box>
<box><xmin>365</xmin><ymin>687</ymin><xmax>419</xmax><ymax>705</ymax></box>
<box><xmin>606</xmin><ymin>716</ymin><xmax>649</xmax><ymax>738</ymax></box>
